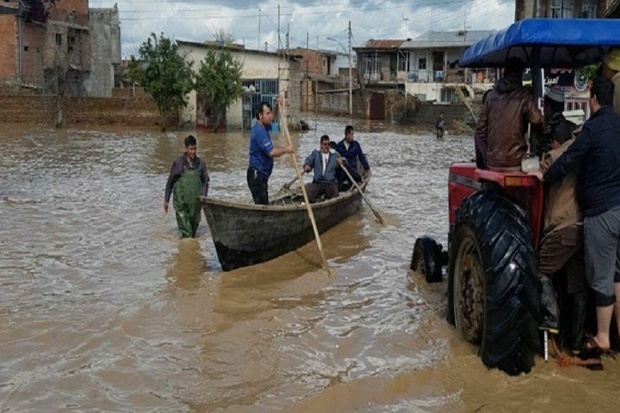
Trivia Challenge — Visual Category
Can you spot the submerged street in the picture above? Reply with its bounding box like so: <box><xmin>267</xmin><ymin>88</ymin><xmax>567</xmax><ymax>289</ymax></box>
<box><xmin>1</xmin><ymin>119</ymin><xmax>619</xmax><ymax>412</ymax></box>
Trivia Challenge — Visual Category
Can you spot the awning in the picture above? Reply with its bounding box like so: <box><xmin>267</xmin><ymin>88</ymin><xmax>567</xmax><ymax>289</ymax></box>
<box><xmin>459</xmin><ymin>18</ymin><xmax>620</xmax><ymax>68</ymax></box>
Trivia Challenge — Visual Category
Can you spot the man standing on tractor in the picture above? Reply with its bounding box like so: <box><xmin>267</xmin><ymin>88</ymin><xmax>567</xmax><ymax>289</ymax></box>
<box><xmin>474</xmin><ymin>57</ymin><xmax>544</xmax><ymax>171</ymax></box>
<box><xmin>534</xmin><ymin>86</ymin><xmax>587</xmax><ymax>354</ymax></box>
<box><xmin>540</xmin><ymin>75</ymin><xmax>620</xmax><ymax>353</ymax></box>
<box><xmin>601</xmin><ymin>48</ymin><xmax>620</xmax><ymax>114</ymax></box>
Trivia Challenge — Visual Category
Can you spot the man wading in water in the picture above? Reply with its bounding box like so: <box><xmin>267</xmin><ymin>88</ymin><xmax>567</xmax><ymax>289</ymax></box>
<box><xmin>164</xmin><ymin>135</ymin><xmax>210</xmax><ymax>238</ymax></box>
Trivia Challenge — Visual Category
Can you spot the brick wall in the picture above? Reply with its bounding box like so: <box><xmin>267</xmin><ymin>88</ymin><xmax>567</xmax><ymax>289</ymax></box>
<box><xmin>0</xmin><ymin>94</ymin><xmax>178</xmax><ymax>127</ymax></box>
<box><xmin>0</xmin><ymin>15</ymin><xmax>17</xmax><ymax>82</ymax></box>
<box><xmin>289</xmin><ymin>49</ymin><xmax>325</xmax><ymax>76</ymax></box>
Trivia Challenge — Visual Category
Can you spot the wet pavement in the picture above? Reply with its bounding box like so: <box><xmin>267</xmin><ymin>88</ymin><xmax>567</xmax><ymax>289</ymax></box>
<box><xmin>0</xmin><ymin>120</ymin><xmax>618</xmax><ymax>412</ymax></box>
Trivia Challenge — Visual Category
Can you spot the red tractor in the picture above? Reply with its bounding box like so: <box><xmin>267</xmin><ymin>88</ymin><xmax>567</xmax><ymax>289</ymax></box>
<box><xmin>411</xmin><ymin>18</ymin><xmax>620</xmax><ymax>375</ymax></box>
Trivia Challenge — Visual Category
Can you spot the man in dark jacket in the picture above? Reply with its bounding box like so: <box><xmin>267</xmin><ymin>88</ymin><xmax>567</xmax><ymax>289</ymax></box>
<box><xmin>336</xmin><ymin>125</ymin><xmax>371</xmax><ymax>190</ymax></box>
<box><xmin>534</xmin><ymin>87</ymin><xmax>585</xmax><ymax>351</ymax></box>
<box><xmin>303</xmin><ymin>135</ymin><xmax>343</xmax><ymax>202</ymax></box>
<box><xmin>164</xmin><ymin>135</ymin><xmax>210</xmax><ymax>238</ymax></box>
<box><xmin>474</xmin><ymin>58</ymin><xmax>544</xmax><ymax>170</ymax></box>
<box><xmin>541</xmin><ymin>75</ymin><xmax>620</xmax><ymax>352</ymax></box>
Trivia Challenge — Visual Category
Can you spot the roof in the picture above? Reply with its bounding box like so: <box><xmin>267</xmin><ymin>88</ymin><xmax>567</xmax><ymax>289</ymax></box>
<box><xmin>177</xmin><ymin>40</ymin><xmax>297</xmax><ymax>59</ymax></box>
<box><xmin>402</xmin><ymin>30</ymin><xmax>496</xmax><ymax>49</ymax></box>
<box><xmin>460</xmin><ymin>18</ymin><xmax>620</xmax><ymax>68</ymax></box>
<box><xmin>280</xmin><ymin>47</ymin><xmax>341</xmax><ymax>57</ymax></box>
<box><xmin>356</xmin><ymin>39</ymin><xmax>404</xmax><ymax>50</ymax></box>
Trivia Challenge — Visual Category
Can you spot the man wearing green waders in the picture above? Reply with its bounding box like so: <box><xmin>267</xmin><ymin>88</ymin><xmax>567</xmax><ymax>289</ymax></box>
<box><xmin>164</xmin><ymin>135</ymin><xmax>210</xmax><ymax>238</ymax></box>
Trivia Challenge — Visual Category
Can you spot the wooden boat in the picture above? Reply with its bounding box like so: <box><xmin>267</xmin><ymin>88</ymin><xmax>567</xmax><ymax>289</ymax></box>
<box><xmin>200</xmin><ymin>179</ymin><xmax>369</xmax><ymax>271</ymax></box>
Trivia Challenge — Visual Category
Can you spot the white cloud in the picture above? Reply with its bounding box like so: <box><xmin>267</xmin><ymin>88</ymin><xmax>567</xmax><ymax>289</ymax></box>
<box><xmin>89</xmin><ymin>0</ymin><xmax>516</xmax><ymax>56</ymax></box>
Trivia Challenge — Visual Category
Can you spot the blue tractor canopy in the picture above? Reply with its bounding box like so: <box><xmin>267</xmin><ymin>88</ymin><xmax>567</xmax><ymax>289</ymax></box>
<box><xmin>459</xmin><ymin>18</ymin><xmax>620</xmax><ymax>69</ymax></box>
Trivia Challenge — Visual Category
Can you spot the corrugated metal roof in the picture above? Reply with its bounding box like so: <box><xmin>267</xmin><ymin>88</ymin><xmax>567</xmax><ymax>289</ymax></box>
<box><xmin>401</xmin><ymin>30</ymin><xmax>496</xmax><ymax>49</ymax></box>
<box><xmin>357</xmin><ymin>39</ymin><xmax>405</xmax><ymax>49</ymax></box>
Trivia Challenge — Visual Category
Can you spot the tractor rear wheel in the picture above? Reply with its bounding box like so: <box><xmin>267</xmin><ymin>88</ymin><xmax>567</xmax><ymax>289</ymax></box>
<box><xmin>448</xmin><ymin>190</ymin><xmax>542</xmax><ymax>375</ymax></box>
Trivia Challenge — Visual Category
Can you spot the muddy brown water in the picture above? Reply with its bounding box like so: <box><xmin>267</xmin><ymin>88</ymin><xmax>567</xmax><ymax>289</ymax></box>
<box><xmin>1</xmin><ymin>120</ymin><xmax>619</xmax><ymax>412</ymax></box>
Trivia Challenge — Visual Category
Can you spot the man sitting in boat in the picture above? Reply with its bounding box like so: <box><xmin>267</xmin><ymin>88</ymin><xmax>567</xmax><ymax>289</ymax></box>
<box><xmin>336</xmin><ymin>125</ymin><xmax>371</xmax><ymax>190</ymax></box>
<box><xmin>303</xmin><ymin>135</ymin><xmax>343</xmax><ymax>202</ymax></box>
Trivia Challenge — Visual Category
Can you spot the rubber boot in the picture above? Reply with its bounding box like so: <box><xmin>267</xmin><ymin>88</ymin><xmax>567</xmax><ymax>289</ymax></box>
<box><xmin>571</xmin><ymin>291</ymin><xmax>589</xmax><ymax>355</ymax></box>
<box><xmin>540</xmin><ymin>276</ymin><xmax>559</xmax><ymax>333</ymax></box>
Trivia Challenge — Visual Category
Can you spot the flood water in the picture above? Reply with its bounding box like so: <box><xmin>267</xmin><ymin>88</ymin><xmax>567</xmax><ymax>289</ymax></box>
<box><xmin>1</xmin><ymin>119</ymin><xmax>619</xmax><ymax>413</ymax></box>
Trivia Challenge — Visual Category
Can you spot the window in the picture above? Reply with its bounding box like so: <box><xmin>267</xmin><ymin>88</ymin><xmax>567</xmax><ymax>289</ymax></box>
<box><xmin>24</xmin><ymin>46</ymin><xmax>29</xmax><ymax>52</ymax></box>
<box><xmin>581</xmin><ymin>0</ymin><xmax>597</xmax><ymax>18</ymax></box>
<box><xmin>550</xmin><ymin>0</ymin><xmax>572</xmax><ymax>18</ymax></box>
<box><xmin>55</xmin><ymin>33</ymin><xmax>62</xmax><ymax>47</ymax></box>
<box><xmin>419</xmin><ymin>58</ymin><xmax>427</xmax><ymax>70</ymax></box>
<box><xmin>398</xmin><ymin>51</ymin><xmax>408</xmax><ymax>72</ymax></box>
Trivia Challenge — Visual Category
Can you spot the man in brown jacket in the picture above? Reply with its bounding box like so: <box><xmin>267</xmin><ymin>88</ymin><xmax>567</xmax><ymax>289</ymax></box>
<box><xmin>474</xmin><ymin>58</ymin><xmax>544</xmax><ymax>170</ymax></box>
<box><xmin>535</xmin><ymin>91</ymin><xmax>586</xmax><ymax>352</ymax></box>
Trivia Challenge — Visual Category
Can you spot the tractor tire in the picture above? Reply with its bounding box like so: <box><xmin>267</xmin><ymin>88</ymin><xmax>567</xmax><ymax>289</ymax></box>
<box><xmin>448</xmin><ymin>190</ymin><xmax>542</xmax><ymax>375</ymax></box>
<box><xmin>411</xmin><ymin>236</ymin><xmax>443</xmax><ymax>283</ymax></box>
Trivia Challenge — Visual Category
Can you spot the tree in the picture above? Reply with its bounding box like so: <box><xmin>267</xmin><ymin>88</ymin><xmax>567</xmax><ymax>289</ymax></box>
<box><xmin>128</xmin><ymin>33</ymin><xmax>194</xmax><ymax>130</ymax></box>
<box><xmin>194</xmin><ymin>49</ymin><xmax>243</xmax><ymax>132</ymax></box>
<box><xmin>212</xmin><ymin>29</ymin><xmax>236</xmax><ymax>47</ymax></box>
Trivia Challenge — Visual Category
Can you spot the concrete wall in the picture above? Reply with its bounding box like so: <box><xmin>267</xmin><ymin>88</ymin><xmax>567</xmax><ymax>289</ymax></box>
<box><xmin>315</xmin><ymin>91</ymin><xmax>365</xmax><ymax>117</ymax></box>
<box><xmin>406</xmin><ymin>102</ymin><xmax>472</xmax><ymax>129</ymax></box>
<box><xmin>178</xmin><ymin>43</ymin><xmax>301</xmax><ymax>130</ymax></box>
<box><xmin>406</xmin><ymin>82</ymin><xmax>444</xmax><ymax>102</ymax></box>
<box><xmin>0</xmin><ymin>93</ymin><xmax>176</xmax><ymax>127</ymax></box>
<box><xmin>89</xmin><ymin>6</ymin><xmax>121</xmax><ymax>97</ymax></box>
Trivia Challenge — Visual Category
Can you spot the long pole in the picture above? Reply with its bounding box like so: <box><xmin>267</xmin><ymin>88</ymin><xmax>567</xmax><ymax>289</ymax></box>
<box><xmin>257</xmin><ymin>8</ymin><xmax>261</xmax><ymax>50</ymax></box>
<box><xmin>277</xmin><ymin>4</ymin><xmax>280</xmax><ymax>49</ymax></box>
<box><xmin>280</xmin><ymin>99</ymin><xmax>329</xmax><ymax>270</ymax></box>
<box><xmin>348</xmin><ymin>21</ymin><xmax>353</xmax><ymax>116</ymax></box>
<box><xmin>339</xmin><ymin>165</ymin><xmax>384</xmax><ymax>225</ymax></box>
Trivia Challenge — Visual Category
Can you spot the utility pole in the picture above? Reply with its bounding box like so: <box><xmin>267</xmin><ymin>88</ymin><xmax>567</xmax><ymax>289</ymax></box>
<box><xmin>257</xmin><ymin>8</ymin><xmax>261</xmax><ymax>50</ymax></box>
<box><xmin>403</xmin><ymin>17</ymin><xmax>409</xmax><ymax>39</ymax></box>
<box><xmin>348</xmin><ymin>21</ymin><xmax>353</xmax><ymax>116</ymax></box>
<box><xmin>306</xmin><ymin>32</ymin><xmax>309</xmax><ymax>50</ymax></box>
<box><xmin>277</xmin><ymin>4</ymin><xmax>281</xmax><ymax>50</ymax></box>
<box><xmin>286</xmin><ymin>23</ymin><xmax>290</xmax><ymax>50</ymax></box>
<box><xmin>265</xmin><ymin>41</ymin><xmax>268</xmax><ymax>51</ymax></box>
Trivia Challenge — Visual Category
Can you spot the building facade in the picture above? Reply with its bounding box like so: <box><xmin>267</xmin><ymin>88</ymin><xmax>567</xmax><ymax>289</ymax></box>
<box><xmin>515</xmin><ymin>0</ymin><xmax>619</xmax><ymax>19</ymax></box>
<box><xmin>177</xmin><ymin>41</ymin><xmax>301</xmax><ymax>131</ymax></box>
<box><xmin>89</xmin><ymin>5</ymin><xmax>121</xmax><ymax>97</ymax></box>
<box><xmin>0</xmin><ymin>0</ymin><xmax>119</xmax><ymax>96</ymax></box>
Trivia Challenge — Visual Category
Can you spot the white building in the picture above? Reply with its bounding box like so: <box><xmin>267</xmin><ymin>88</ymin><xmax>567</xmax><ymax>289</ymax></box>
<box><xmin>401</xmin><ymin>30</ymin><xmax>496</xmax><ymax>102</ymax></box>
<box><xmin>177</xmin><ymin>41</ymin><xmax>300</xmax><ymax>130</ymax></box>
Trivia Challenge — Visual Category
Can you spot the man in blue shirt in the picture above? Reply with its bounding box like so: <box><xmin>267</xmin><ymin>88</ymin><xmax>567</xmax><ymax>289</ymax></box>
<box><xmin>247</xmin><ymin>100</ymin><xmax>294</xmax><ymax>204</ymax></box>
<box><xmin>336</xmin><ymin>125</ymin><xmax>371</xmax><ymax>190</ymax></box>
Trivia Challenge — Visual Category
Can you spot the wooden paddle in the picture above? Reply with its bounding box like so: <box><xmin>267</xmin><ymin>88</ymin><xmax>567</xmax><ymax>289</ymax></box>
<box><xmin>283</xmin><ymin>171</ymin><xmax>305</xmax><ymax>189</ymax></box>
<box><xmin>278</xmin><ymin>98</ymin><xmax>329</xmax><ymax>270</ymax></box>
<box><xmin>339</xmin><ymin>164</ymin><xmax>385</xmax><ymax>225</ymax></box>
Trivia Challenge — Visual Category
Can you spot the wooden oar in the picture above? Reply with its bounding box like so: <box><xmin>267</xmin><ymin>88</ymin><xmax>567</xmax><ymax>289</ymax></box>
<box><xmin>279</xmin><ymin>99</ymin><xmax>329</xmax><ymax>270</ymax></box>
<box><xmin>283</xmin><ymin>171</ymin><xmax>305</xmax><ymax>189</ymax></box>
<box><xmin>340</xmin><ymin>164</ymin><xmax>385</xmax><ymax>225</ymax></box>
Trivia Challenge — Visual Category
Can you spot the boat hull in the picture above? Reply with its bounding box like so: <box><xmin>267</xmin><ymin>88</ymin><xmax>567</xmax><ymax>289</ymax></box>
<box><xmin>201</xmin><ymin>182</ymin><xmax>367</xmax><ymax>271</ymax></box>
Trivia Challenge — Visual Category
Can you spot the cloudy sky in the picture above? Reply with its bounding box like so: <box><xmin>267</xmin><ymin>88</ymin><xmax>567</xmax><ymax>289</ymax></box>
<box><xmin>90</xmin><ymin>0</ymin><xmax>516</xmax><ymax>57</ymax></box>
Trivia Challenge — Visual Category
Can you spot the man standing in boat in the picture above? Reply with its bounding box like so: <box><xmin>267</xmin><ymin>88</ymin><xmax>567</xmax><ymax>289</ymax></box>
<box><xmin>303</xmin><ymin>135</ymin><xmax>343</xmax><ymax>202</ymax></box>
<box><xmin>164</xmin><ymin>135</ymin><xmax>210</xmax><ymax>238</ymax></box>
<box><xmin>247</xmin><ymin>100</ymin><xmax>295</xmax><ymax>205</ymax></box>
<box><xmin>336</xmin><ymin>125</ymin><xmax>371</xmax><ymax>190</ymax></box>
